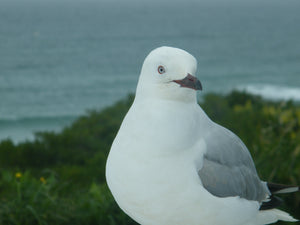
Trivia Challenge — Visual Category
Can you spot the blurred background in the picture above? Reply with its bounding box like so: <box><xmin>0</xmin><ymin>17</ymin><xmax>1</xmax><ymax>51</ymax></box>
<box><xmin>1</xmin><ymin>0</ymin><xmax>299</xmax><ymax>143</ymax></box>
<box><xmin>0</xmin><ymin>0</ymin><xmax>299</xmax><ymax>224</ymax></box>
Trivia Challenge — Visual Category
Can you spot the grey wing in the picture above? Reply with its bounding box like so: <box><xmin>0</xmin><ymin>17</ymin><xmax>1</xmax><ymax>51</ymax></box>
<box><xmin>198</xmin><ymin>124</ymin><xmax>269</xmax><ymax>202</ymax></box>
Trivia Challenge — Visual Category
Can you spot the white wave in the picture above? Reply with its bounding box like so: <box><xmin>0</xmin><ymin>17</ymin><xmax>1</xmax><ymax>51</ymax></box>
<box><xmin>236</xmin><ymin>84</ymin><xmax>300</xmax><ymax>102</ymax></box>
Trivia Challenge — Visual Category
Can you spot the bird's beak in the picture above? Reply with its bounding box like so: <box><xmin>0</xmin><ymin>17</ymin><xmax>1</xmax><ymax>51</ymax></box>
<box><xmin>173</xmin><ymin>74</ymin><xmax>202</xmax><ymax>91</ymax></box>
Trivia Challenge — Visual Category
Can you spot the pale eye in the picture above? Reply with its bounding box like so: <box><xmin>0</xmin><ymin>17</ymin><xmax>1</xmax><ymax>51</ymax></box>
<box><xmin>157</xmin><ymin>65</ymin><xmax>166</xmax><ymax>74</ymax></box>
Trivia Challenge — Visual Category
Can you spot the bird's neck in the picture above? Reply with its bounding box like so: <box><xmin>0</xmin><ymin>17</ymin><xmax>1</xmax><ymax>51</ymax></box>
<box><xmin>134</xmin><ymin>95</ymin><xmax>197</xmax><ymax>111</ymax></box>
<box><xmin>131</xmin><ymin>96</ymin><xmax>210</xmax><ymax>128</ymax></box>
<box><xmin>135</xmin><ymin>90</ymin><xmax>198</xmax><ymax>105</ymax></box>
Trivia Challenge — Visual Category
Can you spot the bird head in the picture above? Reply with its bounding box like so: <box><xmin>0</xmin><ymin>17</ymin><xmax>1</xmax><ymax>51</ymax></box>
<box><xmin>136</xmin><ymin>46</ymin><xmax>202</xmax><ymax>103</ymax></box>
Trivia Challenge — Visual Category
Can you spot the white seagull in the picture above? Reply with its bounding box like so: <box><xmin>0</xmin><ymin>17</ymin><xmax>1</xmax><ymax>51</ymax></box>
<box><xmin>106</xmin><ymin>46</ymin><xmax>299</xmax><ymax>225</ymax></box>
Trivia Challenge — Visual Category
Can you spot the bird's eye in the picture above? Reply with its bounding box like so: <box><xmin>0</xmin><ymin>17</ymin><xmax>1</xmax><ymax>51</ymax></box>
<box><xmin>158</xmin><ymin>65</ymin><xmax>165</xmax><ymax>74</ymax></box>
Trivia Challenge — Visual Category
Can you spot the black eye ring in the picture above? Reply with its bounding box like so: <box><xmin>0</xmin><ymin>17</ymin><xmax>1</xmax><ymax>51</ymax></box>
<box><xmin>158</xmin><ymin>65</ymin><xmax>165</xmax><ymax>74</ymax></box>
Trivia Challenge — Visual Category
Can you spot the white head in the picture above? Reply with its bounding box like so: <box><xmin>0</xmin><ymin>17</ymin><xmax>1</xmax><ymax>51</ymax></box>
<box><xmin>136</xmin><ymin>46</ymin><xmax>202</xmax><ymax>103</ymax></box>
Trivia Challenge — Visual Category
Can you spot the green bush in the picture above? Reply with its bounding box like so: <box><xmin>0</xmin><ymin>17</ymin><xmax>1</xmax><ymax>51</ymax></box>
<box><xmin>0</xmin><ymin>170</ymin><xmax>137</xmax><ymax>225</ymax></box>
<box><xmin>0</xmin><ymin>91</ymin><xmax>299</xmax><ymax>225</ymax></box>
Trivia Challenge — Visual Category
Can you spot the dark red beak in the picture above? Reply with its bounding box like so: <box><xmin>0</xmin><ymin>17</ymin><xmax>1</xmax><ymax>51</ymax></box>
<box><xmin>173</xmin><ymin>74</ymin><xmax>202</xmax><ymax>91</ymax></box>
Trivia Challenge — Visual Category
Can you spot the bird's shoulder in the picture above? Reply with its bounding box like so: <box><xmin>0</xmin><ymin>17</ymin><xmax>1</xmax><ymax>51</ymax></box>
<box><xmin>203</xmin><ymin>123</ymin><xmax>255</xmax><ymax>169</ymax></box>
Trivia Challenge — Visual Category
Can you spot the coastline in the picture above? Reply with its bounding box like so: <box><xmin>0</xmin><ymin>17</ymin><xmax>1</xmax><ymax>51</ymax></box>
<box><xmin>2</xmin><ymin>88</ymin><xmax>300</xmax><ymax>144</ymax></box>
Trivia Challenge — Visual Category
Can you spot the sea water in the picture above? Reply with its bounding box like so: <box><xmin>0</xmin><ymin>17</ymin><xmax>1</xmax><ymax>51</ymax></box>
<box><xmin>0</xmin><ymin>0</ymin><xmax>299</xmax><ymax>142</ymax></box>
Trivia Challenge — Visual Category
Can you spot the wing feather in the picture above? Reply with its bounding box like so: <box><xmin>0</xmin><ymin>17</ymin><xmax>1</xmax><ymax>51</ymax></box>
<box><xmin>198</xmin><ymin>124</ymin><xmax>269</xmax><ymax>202</ymax></box>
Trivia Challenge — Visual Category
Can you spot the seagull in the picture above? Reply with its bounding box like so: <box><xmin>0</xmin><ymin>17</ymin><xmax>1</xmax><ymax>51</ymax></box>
<box><xmin>106</xmin><ymin>46</ymin><xmax>299</xmax><ymax>225</ymax></box>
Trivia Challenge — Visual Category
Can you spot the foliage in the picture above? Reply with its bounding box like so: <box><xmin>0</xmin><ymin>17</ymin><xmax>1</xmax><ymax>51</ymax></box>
<box><xmin>0</xmin><ymin>170</ymin><xmax>135</xmax><ymax>225</ymax></box>
<box><xmin>0</xmin><ymin>91</ymin><xmax>299</xmax><ymax>225</ymax></box>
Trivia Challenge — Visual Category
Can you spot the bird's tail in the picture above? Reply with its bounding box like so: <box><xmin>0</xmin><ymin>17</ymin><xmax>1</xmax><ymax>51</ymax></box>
<box><xmin>258</xmin><ymin>209</ymin><xmax>298</xmax><ymax>225</ymax></box>
<box><xmin>267</xmin><ymin>182</ymin><xmax>299</xmax><ymax>194</ymax></box>
<box><xmin>253</xmin><ymin>182</ymin><xmax>299</xmax><ymax>224</ymax></box>
<box><xmin>245</xmin><ymin>209</ymin><xmax>298</xmax><ymax>225</ymax></box>
<box><xmin>260</xmin><ymin>182</ymin><xmax>299</xmax><ymax>210</ymax></box>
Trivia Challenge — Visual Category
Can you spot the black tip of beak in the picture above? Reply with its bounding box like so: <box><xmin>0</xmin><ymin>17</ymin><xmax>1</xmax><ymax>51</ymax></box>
<box><xmin>194</xmin><ymin>77</ymin><xmax>202</xmax><ymax>91</ymax></box>
<box><xmin>173</xmin><ymin>74</ymin><xmax>202</xmax><ymax>91</ymax></box>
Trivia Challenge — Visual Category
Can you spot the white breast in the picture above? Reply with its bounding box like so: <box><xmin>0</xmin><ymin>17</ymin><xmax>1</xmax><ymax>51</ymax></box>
<box><xmin>105</xmin><ymin>99</ymin><xmax>259</xmax><ymax>225</ymax></box>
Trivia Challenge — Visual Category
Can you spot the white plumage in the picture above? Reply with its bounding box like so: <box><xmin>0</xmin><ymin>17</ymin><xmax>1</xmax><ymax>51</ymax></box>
<box><xmin>106</xmin><ymin>46</ymin><xmax>297</xmax><ymax>225</ymax></box>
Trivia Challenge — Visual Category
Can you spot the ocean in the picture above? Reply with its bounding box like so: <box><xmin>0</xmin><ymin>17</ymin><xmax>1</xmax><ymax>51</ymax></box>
<box><xmin>0</xmin><ymin>0</ymin><xmax>300</xmax><ymax>142</ymax></box>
